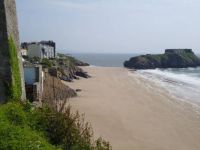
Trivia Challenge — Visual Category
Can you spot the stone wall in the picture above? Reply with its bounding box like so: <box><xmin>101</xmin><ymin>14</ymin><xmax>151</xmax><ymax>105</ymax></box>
<box><xmin>165</xmin><ymin>49</ymin><xmax>193</xmax><ymax>54</ymax></box>
<box><xmin>0</xmin><ymin>0</ymin><xmax>25</xmax><ymax>102</ymax></box>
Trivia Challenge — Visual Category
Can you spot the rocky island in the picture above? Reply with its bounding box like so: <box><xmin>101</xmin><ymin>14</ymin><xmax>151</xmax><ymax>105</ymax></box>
<box><xmin>124</xmin><ymin>49</ymin><xmax>200</xmax><ymax>69</ymax></box>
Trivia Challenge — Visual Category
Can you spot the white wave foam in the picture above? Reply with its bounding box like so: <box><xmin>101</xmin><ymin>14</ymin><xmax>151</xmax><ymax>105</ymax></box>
<box><xmin>136</xmin><ymin>68</ymin><xmax>200</xmax><ymax>105</ymax></box>
<box><xmin>139</xmin><ymin>69</ymin><xmax>200</xmax><ymax>87</ymax></box>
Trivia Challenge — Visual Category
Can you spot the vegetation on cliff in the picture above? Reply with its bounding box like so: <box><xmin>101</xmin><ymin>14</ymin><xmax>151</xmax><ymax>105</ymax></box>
<box><xmin>57</xmin><ymin>53</ymin><xmax>89</xmax><ymax>67</ymax></box>
<box><xmin>2</xmin><ymin>47</ymin><xmax>111</xmax><ymax>149</ymax></box>
<box><xmin>6</xmin><ymin>37</ymin><xmax>22</xmax><ymax>100</ymax></box>
<box><xmin>5</xmin><ymin>47</ymin><xmax>109</xmax><ymax>149</ymax></box>
<box><xmin>0</xmin><ymin>102</ymin><xmax>55</xmax><ymax>150</ymax></box>
<box><xmin>25</xmin><ymin>53</ymin><xmax>90</xmax><ymax>82</ymax></box>
<box><xmin>124</xmin><ymin>49</ymin><xmax>200</xmax><ymax>69</ymax></box>
<box><xmin>23</xmin><ymin>53</ymin><xmax>90</xmax><ymax>101</ymax></box>
<box><xmin>0</xmin><ymin>102</ymin><xmax>112</xmax><ymax>150</ymax></box>
<box><xmin>50</xmin><ymin>53</ymin><xmax>90</xmax><ymax>81</ymax></box>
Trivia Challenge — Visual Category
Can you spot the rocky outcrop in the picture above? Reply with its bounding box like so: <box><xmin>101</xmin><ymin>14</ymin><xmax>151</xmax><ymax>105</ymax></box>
<box><xmin>42</xmin><ymin>73</ymin><xmax>77</xmax><ymax>103</ymax></box>
<box><xmin>74</xmin><ymin>59</ymin><xmax>89</xmax><ymax>66</ymax></box>
<box><xmin>49</xmin><ymin>66</ymin><xmax>90</xmax><ymax>82</ymax></box>
<box><xmin>124</xmin><ymin>49</ymin><xmax>200</xmax><ymax>69</ymax></box>
<box><xmin>46</xmin><ymin>54</ymin><xmax>90</xmax><ymax>82</ymax></box>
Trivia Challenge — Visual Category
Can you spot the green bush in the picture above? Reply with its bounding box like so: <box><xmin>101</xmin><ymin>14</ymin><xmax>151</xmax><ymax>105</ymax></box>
<box><xmin>31</xmin><ymin>106</ymin><xmax>94</xmax><ymax>150</ymax></box>
<box><xmin>27</xmin><ymin>56</ymin><xmax>40</xmax><ymax>63</ymax></box>
<box><xmin>30</xmin><ymin>105</ymin><xmax>111</xmax><ymax>150</ymax></box>
<box><xmin>95</xmin><ymin>138</ymin><xmax>112</xmax><ymax>150</ymax></box>
<box><xmin>0</xmin><ymin>102</ymin><xmax>57</xmax><ymax>150</ymax></box>
<box><xmin>0</xmin><ymin>102</ymin><xmax>26</xmax><ymax>125</ymax></box>
<box><xmin>0</xmin><ymin>122</ymin><xmax>56</xmax><ymax>150</ymax></box>
<box><xmin>0</xmin><ymin>102</ymin><xmax>111</xmax><ymax>150</ymax></box>
<box><xmin>4</xmin><ymin>102</ymin><xmax>26</xmax><ymax>126</ymax></box>
<box><xmin>42</xmin><ymin>58</ymin><xmax>53</xmax><ymax>68</ymax></box>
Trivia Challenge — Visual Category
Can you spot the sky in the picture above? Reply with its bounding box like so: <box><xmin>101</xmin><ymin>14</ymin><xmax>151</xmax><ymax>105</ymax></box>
<box><xmin>16</xmin><ymin>0</ymin><xmax>200</xmax><ymax>54</ymax></box>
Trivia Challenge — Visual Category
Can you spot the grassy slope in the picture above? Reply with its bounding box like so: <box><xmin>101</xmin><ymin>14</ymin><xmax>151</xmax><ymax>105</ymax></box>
<box><xmin>0</xmin><ymin>102</ymin><xmax>112</xmax><ymax>150</ymax></box>
<box><xmin>0</xmin><ymin>102</ymin><xmax>56</xmax><ymax>150</ymax></box>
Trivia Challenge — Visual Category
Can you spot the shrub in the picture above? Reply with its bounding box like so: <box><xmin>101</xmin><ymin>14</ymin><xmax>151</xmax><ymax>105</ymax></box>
<box><xmin>30</xmin><ymin>105</ymin><xmax>112</xmax><ymax>150</ymax></box>
<box><xmin>4</xmin><ymin>102</ymin><xmax>26</xmax><ymax>126</ymax></box>
<box><xmin>31</xmin><ymin>106</ymin><xmax>93</xmax><ymax>150</ymax></box>
<box><xmin>0</xmin><ymin>102</ymin><xmax>57</xmax><ymax>150</ymax></box>
<box><xmin>0</xmin><ymin>122</ymin><xmax>56</xmax><ymax>150</ymax></box>
<box><xmin>0</xmin><ymin>102</ymin><xmax>112</xmax><ymax>150</ymax></box>
<box><xmin>95</xmin><ymin>138</ymin><xmax>112</xmax><ymax>150</ymax></box>
<box><xmin>42</xmin><ymin>58</ymin><xmax>53</xmax><ymax>68</ymax></box>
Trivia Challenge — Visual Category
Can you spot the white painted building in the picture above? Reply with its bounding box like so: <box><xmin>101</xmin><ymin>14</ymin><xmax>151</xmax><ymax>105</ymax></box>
<box><xmin>21</xmin><ymin>49</ymin><xmax>27</xmax><ymax>56</ymax></box>
<box><xmin>27</xmin><ymin>43</ymin><xmax>55</xmax><ymax>59</ymax></box>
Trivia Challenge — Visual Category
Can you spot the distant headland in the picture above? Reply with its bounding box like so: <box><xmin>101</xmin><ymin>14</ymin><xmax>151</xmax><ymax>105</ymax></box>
<box><xmin>124</xmin><ymin>49</ymin><xmax>200</xmax><ymax>69</ymax></box>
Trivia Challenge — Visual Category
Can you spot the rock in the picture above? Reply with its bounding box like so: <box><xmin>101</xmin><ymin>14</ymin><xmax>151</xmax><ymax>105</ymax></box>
<box><xmin>42</xmin><ymin>73</ymin><xmax>77</xmax><ymax>103</ymax></box>
<box><xmin>44</xmin><ymin>53</ymin><xmax>91</xmax><ymax>82</ymax></box>
<box><xmin>74</xmin><ymin>60</ymin><xmax>90</xmax><ymax>66</ymax></box>
<box><xmin>75</xmin><ymin>70</ymin><xmax>90</xmax><ymax>78</ymax></box>
<box><xmin>124</xmin><ymin>49</ymin><xmax>200</xmax><ymax>69</ymax></box>
<box><xmin>76</xmin><ymin>89</ymin><xmax>82</xmax><ymax>92</ymax></box>
<box><xmin>60</xmin><ymin>76</ymin><xmax>72</xmax><ymax>82</ymax></box>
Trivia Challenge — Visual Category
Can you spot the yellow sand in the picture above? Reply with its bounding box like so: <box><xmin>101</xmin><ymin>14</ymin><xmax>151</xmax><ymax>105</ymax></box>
<box><xmin>65</xmin><ymin>66</ymin><xmax>200</xmax><ymax>150</ymax></box>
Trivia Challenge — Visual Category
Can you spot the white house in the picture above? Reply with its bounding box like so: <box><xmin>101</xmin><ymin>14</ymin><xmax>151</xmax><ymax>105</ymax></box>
<box><xmin>21</xmin><ymin>49</ymin><xmax>27</xmax><ymax>56</ymax></box>
<box><xmin>27</xmin><ymin>42</ymin><xmax>56</xmax><ymax>59</ymax></box>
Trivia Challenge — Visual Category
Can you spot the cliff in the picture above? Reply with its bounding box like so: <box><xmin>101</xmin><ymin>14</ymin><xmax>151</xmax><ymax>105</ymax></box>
<box><xmin>42</xmin><ymin>73</ymin><xmax>77</xmax><ymax>106</ymax></box>
<box><xmin>48</xmin><ymin>54</ymin><xmax>90</xmax><ymax>82</ymax></box>
<box><xmin>124</xmin><ymin>49</ymin><xmax>200</xmax><ymax>69</ymax></box>
<box><xmin>57</xmin><ymin>53</ymin><xmax>89</xmax><ymax>66</ymax></box>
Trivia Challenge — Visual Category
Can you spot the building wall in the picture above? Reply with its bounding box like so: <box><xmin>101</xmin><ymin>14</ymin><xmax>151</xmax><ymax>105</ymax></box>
<box><xmin>28</xmin><ymin>44</ymin><xmax>55</xmax><ymax>59</ymax></box>
<box><xmin>44</xmin><ymin>45</ymin><xmax>54</xmax><ymax>58</ymax></box>
<box><xmin>21</xmin><ymin>49</ymin><xmax>27</xmax><ymax>56</ymax></box>
<box><xmin>165</xmin><ymin>49</ymin><xmax>192</xmax><ymax>54</ymax></box>
<box><xmin>0</xmin><ymin>1</ymin><xmax>10</xmax><ymax>102</ymax></box>
<box><xmin>27</xmin><ymin>44</ymin><xmax>42</xmax><ymax>58</ymax></box>
<box><xmin>0</xmin><ymin>0</ymin><xmax>26</xmax><ymax>102</ymax></box>
<box><xmin>40</xmin><ymin>41</ymin><xmax>56</xmax><ymax>57</ymax></box>
<box><xmin>24</xmin><ymin>67</ymin><xmax>37</xmax><ymax>85</ymax></box>
<box><xmin>24</xmin><ymin>65</ymin><xmax>43</xmax><ymax>102</ymax></box>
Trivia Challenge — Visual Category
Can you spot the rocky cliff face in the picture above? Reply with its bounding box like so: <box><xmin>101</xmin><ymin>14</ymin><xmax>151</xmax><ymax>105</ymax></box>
<box><xmin>47</xmin><ymin>54</ymin><xmax>90</xmax><ymax>82</ymax></box>
<box><xmin>42</xmin><ymin>73</ymin><xmax>77</xmax><ymax>103</ymax></box>
<box><xmin>124</xmin><ymin>49</ymin><xmax>200</xmax><ymax>69</ymax></box>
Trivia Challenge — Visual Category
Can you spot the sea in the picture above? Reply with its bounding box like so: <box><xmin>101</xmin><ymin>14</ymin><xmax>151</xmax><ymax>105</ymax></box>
<box><xmin>72</xmin><ymin>53</ymin><xmax>200</xmax><ymax>106</ymax></box>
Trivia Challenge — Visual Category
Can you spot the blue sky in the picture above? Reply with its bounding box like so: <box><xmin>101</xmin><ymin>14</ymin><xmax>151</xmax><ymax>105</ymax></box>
<box><xmin>16</xmin><ymin>0</ymin><xmax>200</xmax><ymax>53</ymax></box>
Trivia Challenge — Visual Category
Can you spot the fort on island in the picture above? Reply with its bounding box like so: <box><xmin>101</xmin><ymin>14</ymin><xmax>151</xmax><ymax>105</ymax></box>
<box><xmin>0</xmin><ymin>0</ymin><xmax>25</xmax><ymax>102</ymax></box>
<box><xmin>165</xmin><ymin>49</ymin><xmax>193</xmax><ymax>54</ymax></box>
<box><xmin>124</xmin><ymin>49</ymin><xmax>200</xmax><ymax>69</ymax></box>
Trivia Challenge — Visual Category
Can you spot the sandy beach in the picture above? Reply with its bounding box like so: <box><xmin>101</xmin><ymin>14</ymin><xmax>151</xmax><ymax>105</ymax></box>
<box><xmin>65</xmin><ymin>66</ymin><xmax>200</xmax><ymax>150</ymax></box>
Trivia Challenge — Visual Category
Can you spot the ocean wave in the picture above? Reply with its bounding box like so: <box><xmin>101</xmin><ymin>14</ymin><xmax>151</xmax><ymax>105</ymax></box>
<box><xmin>136</xmin><ymin>67</ymin><xmax>200</xmax><ymax>105</ymax></box>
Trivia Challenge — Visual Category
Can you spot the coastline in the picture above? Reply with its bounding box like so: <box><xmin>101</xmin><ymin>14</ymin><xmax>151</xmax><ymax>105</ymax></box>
<box><xmin>64</xmin><ymin>66</ymin><xmax>200</xmax><ymax>150</ymax></box>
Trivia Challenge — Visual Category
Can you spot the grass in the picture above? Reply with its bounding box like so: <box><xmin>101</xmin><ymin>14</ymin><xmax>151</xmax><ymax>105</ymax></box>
<box><xmin>0</xmin><ymin>102</ymin><xmax>56</xmax><ymax>150</ymax></box>
<box><xmin>0</xmin><ymin>102</ymin><xmax>112</xmax><ymax>150</ymax></box>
